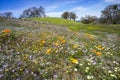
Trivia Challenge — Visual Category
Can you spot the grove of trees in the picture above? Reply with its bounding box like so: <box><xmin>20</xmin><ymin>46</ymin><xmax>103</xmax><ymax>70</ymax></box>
<box><xmin>61</xmin><ymin>11</ymin><xmax>77</xmax><ymax>21</ymax></box>
<box><xmin>101</xmin><ymin>4</ymin><xmax>120</xmax><ymax>24</ymax></box>
<box><xmin>81</xmin><ymin>15</ymin><xmax>97</xmax><ymax>24</ymax></box>
<box><xmin>80</xmin><ymin>4</ymin><xmax>120</xmax><ymax>24</ymax></box>
<box><xmin>0</xmin><ymin>12</ymin><xmax>13</xmax><ymax>18</ymax></box>
<box><xmin>20</xmin><ymin>6</ymin><xmax>45</xmax><ymax>18</ymax></box>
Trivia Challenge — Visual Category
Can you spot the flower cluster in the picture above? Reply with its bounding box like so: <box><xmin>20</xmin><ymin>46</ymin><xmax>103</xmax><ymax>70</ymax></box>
<box><xmin>2</xmin><ymin>29</ymin><xmax>11</xmax><ymax>33</ymax></box>
<box><xmin>70</xmin><ymin>58</ymin><xmax>78</xmax><ymax>64</ymax></box>
<box><xmin>0</xmin><ymin>25</ymin><xmax>119</xmax><ymax>80</ymax></box>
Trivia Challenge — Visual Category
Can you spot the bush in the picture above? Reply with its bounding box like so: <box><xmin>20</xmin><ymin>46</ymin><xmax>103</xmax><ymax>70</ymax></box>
<box><xmin>81</xmin><ymin>15</ymin><xmax>97</xmax><ymax>24</ymax></box>
<box><xmin>99</xmin><ymin>18</ymin><xmax>108</xmax><ymax>24</ymax></box>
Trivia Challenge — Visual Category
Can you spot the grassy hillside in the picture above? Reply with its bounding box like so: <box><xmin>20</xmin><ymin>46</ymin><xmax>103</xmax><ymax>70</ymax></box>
<box><xmin>0</xmin><ymin>17</ymin><xmax>120</xmax><ymax>80</ymax></box>
<box><xmin>27</xmin><ymin>17</ymin><xmax>81</xmax><ymax>26</ymax></box>
<box><xmin>28</xmin><ymin>17</ymin><xmax>120</xmax><ymax>34</ymax></box>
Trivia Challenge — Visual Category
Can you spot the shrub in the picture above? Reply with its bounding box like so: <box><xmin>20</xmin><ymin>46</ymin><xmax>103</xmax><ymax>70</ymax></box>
<box><xmin>81</xmin><ymin>15</ymin><xmax>97</xmax><ymax>24</ymax></box>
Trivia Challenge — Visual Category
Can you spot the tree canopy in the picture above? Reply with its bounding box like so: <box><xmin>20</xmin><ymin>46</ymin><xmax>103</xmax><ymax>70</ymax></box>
<box><xmin>81</xmin><ymin>15</ymin><xmax>97</xmax><ymax>24</ymax></box>
<box><xmin>0</xmin><ymin>12</ymin><xmax>13</xmax><ymax>18</ymax></box>
<box><xmin>101</xmin><ymin>4</ymin><xmax>120</xmax><ymax>24</ymax></box>
<box><xmin>61</xmin><ymin>11</ymin><xmax>77</xmax><ymax>21</ymax></box>
<box><xmin>61</xmin><ymin>12</ymin><xmax>70</xmax><ymax>19</ymax></box>
<box><xmin>69</xmin><ymin>12</ymin><xmax>77</xmax><ymax>21</ymax></box>
<box><xmin>20</xmin><ymin>6</ymin><xmax>45</xmax><ymax>18</ymax></box>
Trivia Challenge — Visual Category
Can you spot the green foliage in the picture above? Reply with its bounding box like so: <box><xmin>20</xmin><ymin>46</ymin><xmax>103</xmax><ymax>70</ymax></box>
<box><xmin>1</xmin><ymin>12</ymin><xmax>14</xmax><ymax>18</ymax></box>
<box><xmin>28</xmin><ymin>17</ymin><xmax>120</xmax><ymax>34</ymax></box>
<box><xmin>61</xmin><ymin>11</ymin><xmax>70</xmax><ymax>19</ymax></box>
<box><xmin>69</xmin><ymin>12</ymin><xmax>77</xmax><ymax>21</ymax></box>
<box><xmin>101</xmin><ymin>4</ymin><xmax>120</xmax><ymax>24</ymax></box>
<box><xmin>81</xmin><ymin>15</ymin><xmax>97</xmax><ymax>24</ymax></box>
<box><xmin>20</xmin><ymin>6</ymin><xmax>45</xmax><ymax>18</ymax></box>
<box><xmin>61</xmin><ymin>12</ymin><xmax>77</xmax><ymax>21</ymax></box>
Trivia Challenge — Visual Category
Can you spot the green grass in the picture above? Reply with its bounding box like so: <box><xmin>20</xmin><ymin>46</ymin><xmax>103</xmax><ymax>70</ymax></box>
<box><xmin>28</xmin><ymin>17</ymin><xmax>120</xmax><ymax>35</ymax></box>
<box><xmin>0</xmin><ymin>17</ymin><xmax>120</xmax><ymax>80</ymax></box>
<box><xmin>27</xmin><ymin>17</ymin><xmax>81</xmax><ymax>26</ymax></box>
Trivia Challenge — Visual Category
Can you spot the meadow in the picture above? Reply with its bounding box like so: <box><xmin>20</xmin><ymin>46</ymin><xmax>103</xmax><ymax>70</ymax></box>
<box><xmin>0</xmin><ymin>17</ymin><xmax>120</xmax><ymax>80</ymax></box>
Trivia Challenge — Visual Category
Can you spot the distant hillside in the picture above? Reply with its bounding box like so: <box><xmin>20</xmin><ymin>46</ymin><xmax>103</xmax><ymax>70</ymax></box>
<box><xmin>26</xmin><ymin>17</ymin><xmax>120</xmax><ymax>34</ymax></box>
<box><xmin>27</xmin><ymin>17</ymin><xmax>81</xmax><ymax>26</ymax></box>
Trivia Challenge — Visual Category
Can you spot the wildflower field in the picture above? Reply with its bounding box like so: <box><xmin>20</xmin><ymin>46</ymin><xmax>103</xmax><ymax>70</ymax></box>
<box><xmin>0</xmin><ymin>17</ymin><xmax>120</xmax><ymax>80</ymax></box>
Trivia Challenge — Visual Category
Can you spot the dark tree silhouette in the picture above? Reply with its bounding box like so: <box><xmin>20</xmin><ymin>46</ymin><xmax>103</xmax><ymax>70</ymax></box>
<box><xmin>61</xmin><ymin>11</ymin><xmax>70</xmax><ymax>19</ymax></box>
<box><xmin>69</xmin><ymin>12</ymin><xmax>77</xmax><ymax>21</ymax></box>
<box><xmin>81</xmin><ymin>15</ymin><xmax>97</xmax><ymax>24</ymax></box>
<box><xmin>61</xmin><ymin>11</ymin><xmax>77</xmax><ymax>21</ymax></box>
<box><xmin>2</xmin><ymin>12</ymin><xmax>13</xmax><ymax>18</ymax></box>
<box><xmin>20</xmin><ymin>6</ymin><xmax>45</xmax><ymax>18</ymax></box>
<box><xmin>101</xmin><ymin>4</ymin><xmax>120</xmax><ymax>24</ymax></box>
<box><xmin>38</xmin><ymin>6</ymin><xmax>45</xmax><ymax>17</ymax></box>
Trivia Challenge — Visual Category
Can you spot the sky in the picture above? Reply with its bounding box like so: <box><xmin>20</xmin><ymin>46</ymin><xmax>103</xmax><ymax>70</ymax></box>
<box><xmin>0</xmin><ymin>0</ymin><xmax>120</xmax><ymax>19</ymax></box>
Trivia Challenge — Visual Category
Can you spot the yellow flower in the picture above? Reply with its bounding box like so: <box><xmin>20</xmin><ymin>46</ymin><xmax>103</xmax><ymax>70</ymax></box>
<box><xmin>41</xmin><ymin>40</ymin><xmax>45</xmax><ymax>44</ymax></box>
<box><xmin>66</xmin><ymin>70</ymin><xmax>69</xmax><ymax>73</ymax></box>
<box><xmin>58</xmin><ymin>37</ymin><xmax>66</xmax><ymax>43</ymax></box>
<box><xmin>55</xmin><ymin>42</ymin><xmax>59</xmax><ymax>46</ymax></box>
<box><xmin>23</xmin><ymin>54</ymin><xmax>29</xmax><ymax>61</ymax></box>
<box><xmin>46</xmin><ymin>48</ymin><xmax>52</xmax><ymax>53</ymax></box>
<box><xmin>40</xmin><ymin>40</ymin><xmax>46</xmax><ymax>45</ymax></box>
<box><xmin>96</xmin><ymin>52</ymin><xmax>101</xmax><ymax>56</ymax></box>
<box><xmin>89</xmin><ymin>36</ymin><xmax>94</xmax><ymax>40</ymax></box>
<box><xmin>2</xmin><ymin>29</ymin><xmax>11</xmax><ymax>33</ymax></box>
<box><xmin>101</xmin><ymin>47</ymin><xmax>104</xmax><ymax>50</ymax></box>
<box><xmin>97</xmin><ymin>45</ymin><xmax>104</xmax><ymax>50</ymax></box>
<box><xmin>61</xmin><ymin>39</ymin><xmax>66</xmax><ymax>44</ymax></box>
<box><xmin>98</xmin><ymin>45</ymin><xmax>101</xmax><ymax>48</ymax></box>
<box><xmin>19</xmin><ymin>68</ymin><xmax>23</xmax><ymax>71</ymax></box>
<box><xmin>86</xmin><ymin>34</ymin><xmax>94</xmax><ymax>40</ymax></box>
<box><xmin>34</xmin><ymin>60</ymin><xmax>38</xmax><ymax>64</ymax></box>
<box><xmin>25</xmin><ymin>54</ymin><xmax>29</xmax><ymax>57</ymax></box>
<box><xmin>71</xmin><ymin>58</ymin><xmax>78</xmax><ymax>64</ymax></box>
<box><xmin>73</xmin><ymin>44</ymin><xmax>77</xmax><ymax>48</ymax></box>
<box><xmin>58</xmin><ymin>37</ymin><xmax>63</xmax><ymax>40</ymax></box>
<box><xmin>92</xmin><ymin>50</ymin><xmax>96</xmax><ymax>53</ymax></box>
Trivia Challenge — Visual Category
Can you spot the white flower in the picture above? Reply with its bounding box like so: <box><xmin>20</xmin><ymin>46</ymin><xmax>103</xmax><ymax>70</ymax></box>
<box><xmin>85</xmin><ymin>67</ymin><xmax>90</xmax><ymax>73</ymax></box>
<box><xmin>74</xmin><ymin>68</ymin><xmax>78</xmax><ymax>72</ymax></box>
<box><xmin>114</xmin><ymin>67</ymin><xmax>118</xmax><ymax>72</ymax></box>
<box><xmin>88</xmin><ymin>63</ymin><xmax>91</xmax><ymax>65</ymax></box>
<box><xmin>79</xmin><ymin>63</ymin><xmax>83</xmax><ymax>66</ymax></box>
<box><xmin>110</xmin><ymin>54</ymin><xmax>113</xmax><ymax>56</ymax></box>
<box><xmin>87</xmin><ymin>75</ymin><xmax>93</xmax><ymax>79</ymax></box>
<box><xmin>86</xmin><ymin>67</ymin><xmax>90</xmax><ymax>70</ymax></box>
<box><xmin>108</xmin><ymin>70</ymin><xmax>112</xmax><ymax>73</ymax></box>
<box><xmin>85</xmin><ymin>69</ymin><xmax>88</xmax><ymax>73</ymax></box>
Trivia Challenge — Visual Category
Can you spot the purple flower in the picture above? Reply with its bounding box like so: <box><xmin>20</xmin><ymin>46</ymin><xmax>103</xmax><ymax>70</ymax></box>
<box><xmin>0</xmin><ymin>74</ymin><xmax>3</xmax><ymax>78</ymax></box>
